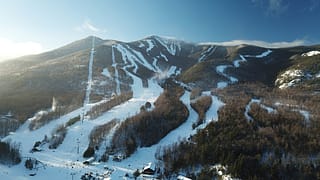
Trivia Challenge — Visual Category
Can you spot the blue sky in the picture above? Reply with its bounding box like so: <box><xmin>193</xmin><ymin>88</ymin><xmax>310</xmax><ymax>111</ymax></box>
<box><xmin>0</xmin><ymin>0</ymin><xmax>319</xmax><ymax>60</ymax></box>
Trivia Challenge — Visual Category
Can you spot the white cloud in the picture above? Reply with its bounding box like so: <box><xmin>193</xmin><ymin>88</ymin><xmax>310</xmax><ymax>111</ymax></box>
<box><xmin>199</xmin><ymin>39</ymin><xmax>305</xmax><ymax>48</ymax></box>
<box><xmin>75</xmin><ymin>19</ymin><xmax>106</xmax><ymax>33</ymax></box>
<box><xmin>0</xmin><ymin>37</ymin><xmax>43</xmax><ymax>61</ymax></box>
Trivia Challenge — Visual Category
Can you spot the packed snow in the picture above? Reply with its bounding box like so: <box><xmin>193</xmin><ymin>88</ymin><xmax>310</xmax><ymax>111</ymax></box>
<box><xmin>301</xmin><ymin>50</ymin><xmax>320</xmax><ymax>57</ymax></box>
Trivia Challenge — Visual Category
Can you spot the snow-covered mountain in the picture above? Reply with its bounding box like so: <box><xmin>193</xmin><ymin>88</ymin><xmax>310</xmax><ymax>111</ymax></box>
<box><xmin>0</xmin><ymin>36</ymin><xmax>319</xmax><ymax>179</ymax></box>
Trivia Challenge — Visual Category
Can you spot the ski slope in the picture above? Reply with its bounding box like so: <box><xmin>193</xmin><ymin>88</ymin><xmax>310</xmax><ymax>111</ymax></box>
<box><xmin>244</xmin><ymin>49</ymin><xmax>272</xmax><ymax>58</ymax></box>
<box><xmin>233</xmin><ymin>55</ymin><xmax>246</xmax><ymax>68</ymax></box>
<box><xmin>111</xmin><ymin>45</ymin><xmax>121</xmax><ymax>95</ymax></box>
<box><xmin>198</xmin><ymin>45</ymin><xmax>216</xmax><ymax>62</ymax></box>
<box><xmin>83</xmin><ymin>37</ymin><xmax>95</xmax><ymax>107</ymax></box>
<box><xmin>0</xmin><ymin>39</ymin><xmax>231</xmax><ymax>180</ymax></box>
<box><xmin>216</xmin><ymin>65</ymin><xmax>238</xmax><ymax>83</ymax></box>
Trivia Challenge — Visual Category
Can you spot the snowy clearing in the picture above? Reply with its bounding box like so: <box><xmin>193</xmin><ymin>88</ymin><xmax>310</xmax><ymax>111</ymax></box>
<box><xmin>301</xmin><ymin>50</ymin><xmax>320</xmax><ymax>57</ymax></box>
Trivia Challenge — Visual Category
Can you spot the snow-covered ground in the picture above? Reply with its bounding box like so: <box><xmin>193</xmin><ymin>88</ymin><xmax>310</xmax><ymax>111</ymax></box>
<box><xmin>216</xmin><ymin>65</ymin><xmax>238</xmax><ymax>84</ymax></box>
<box><xmin>198</xmin><ymin>45</ymin><xmax>216</xmax><ymax>62</ymax></box>
<box><xmin>111</xmin><ymin>45</ymin><xmax>121</xmax><ymax>95</ymax></box>
<box><xmin>1</xmin><ymin>39</ymin><xmax>243</xmax><ymax>179</ymax></box>
<box><xmin>153</xmin><ymin>36</ymin><xmax>181</xmax><ymax>56</ymax></box>
<box><xmin>301</xmin><ymin>50</ymin><xmax>320</xmax><ymax>57</ymax></box>
<box><xmin>275</xmin><ymin>69</ymin><xmax>305</xmax><ymax>89</ymax></box>
<box><xmin>0</xmin><ymin>39</ymin><xmax>166</xmax><ymax>179</ymax></box>
<box><xmin>233</xmin><ymin>55</ymin><xmax>246</xmax><ymax>68</ymax></box>
<box><xmin>1</xmin><ymin>78</ymin><xmax>163</xmax><ymax>180</ymax></box>
<box><xmin>215</xmin><ymin>49</ymin><xmax>272</xmax><ymax>89</ymax></box>
<box><xmin>83</xmin><ymin>37</ymin><xmax>95</xmax><ymax>107</ymax></box>
<box><xmin>101</xmin><ymin>68</ymin><xmax>112</xmax><ymax>79</ymax></box>
<box><xmin>145</xmin><ymin>39</ymin><xmax>155</xmax><ymax>53</ymax></box>
<box><xmin>244</xmin><ymin>49</ymin><xmax>272</xmax><ymax>58</ymax></box>
<box><xmin>244</xmin><ymin>99</ymin><xmax>276</xmax><ymax>122</ymax></box>
<box><xmin>274</xmin><ymin>102</ymin><xmax>310</xmax><ymax>125</ymax></box>
<box><xmin>0</xmin><ymin>79</ymin><xmax>224</xmax><ymax>179</ymax></box>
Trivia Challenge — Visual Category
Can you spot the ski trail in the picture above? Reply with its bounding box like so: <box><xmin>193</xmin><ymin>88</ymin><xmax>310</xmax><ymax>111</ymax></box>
<box><xmin>160</xmin><ymin>52</ymin><xmax>169</xmax><ymax>62</ymax></box>
<box><xmin>216</xmin><ymin>49</ymin><xmax>272</xmax><ymax>88</ymax></box>
<box><xmin>111</xmin><ymin>45</ymin><xmax>121</xmax><ymax>95</ymax></box>
<box><xmin>153</xmin><ymin>36</ymin><xmax>180</xmax><ymax>56</ymax></box>
<box><xmin>124</xmin><ymin>44</ymin><xmax>157</xmax><ymax>72</ymax></box>
<box><xmin>145</xmin><ymin>39</ymin><xmax>155</xmax><ymax>53</ymax></box>
<box><xmin>110</xmin><ymin>91</ymin><xmax>224</xmax><ymax>178</ymax></box>
<box><xmin>233</xmin><ymin>55</ymin><xmax>246</xmax><ymax>68</ymax></box>
<box><xmin>84</xmin><ymin>36</ymin><xmax>95</xmax><ymax>107</ymax></box>
<box><xmin>244</xmin><ymin>49</ymin><xmax>272</xmax><ymax>58</ymax></box>
<box><xmin>216</xmin><ymin>65</ymin><xmax>238</xmax><ymax>83</ymax></box>
<box><xmin>199</xmin><ymin>45</ymin><xmax>216</xmax><ymax>62</ymax></box>
<box><xmin>152</xmin><ymin>57</ymin><xmax>162</xmax><ymax>72</ymax></box>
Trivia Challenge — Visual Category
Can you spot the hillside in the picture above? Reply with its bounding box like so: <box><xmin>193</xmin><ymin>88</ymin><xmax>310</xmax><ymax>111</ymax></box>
<box><xmin>0</xmin><ymin>36</ymin><xmax>320</xmax><ymax>179</ymax></box>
